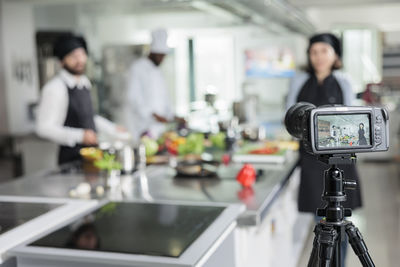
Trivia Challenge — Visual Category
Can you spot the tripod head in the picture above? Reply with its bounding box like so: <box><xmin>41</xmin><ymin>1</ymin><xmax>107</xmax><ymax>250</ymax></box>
<box><xmin>318</xmin><ymin>153</ymin><xmax>357</xmax><ymax>166</ymax></box>
<box><xmin>307</xmin><ymin>153</ymin><xmax>375</xmax><ymax>267</ymax></box>
<box><xmin>316</xmin><ymin>154</ymin><xmax>358</xmax><ymax>223</ymax></box>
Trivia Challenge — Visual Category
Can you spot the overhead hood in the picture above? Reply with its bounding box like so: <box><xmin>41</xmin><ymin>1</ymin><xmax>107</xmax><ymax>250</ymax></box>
<box><xmin>143</xmin><ymin>0</ymin><xmax>316</xmax><ymax>35</ymax></box>
<box><xmin>29</xmin><ymin>0</ymin><xmax>315</xmax><ymax>35</ymax></box>
<box><xmin>194</xmin><ymin>0</ymin><xmax>315</xmax><ymax>35</ymax></box>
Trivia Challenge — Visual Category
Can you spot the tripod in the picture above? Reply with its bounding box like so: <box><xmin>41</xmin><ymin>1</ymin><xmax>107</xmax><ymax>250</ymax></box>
<box><xmin>307</xmin><ymin>154</ymin><xmax>375</xmax><ymax>267</ymax></box>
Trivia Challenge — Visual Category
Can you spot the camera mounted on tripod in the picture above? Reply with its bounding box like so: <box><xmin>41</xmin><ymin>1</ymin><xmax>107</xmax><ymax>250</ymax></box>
<box><xmin>285</xmin><ymin>103</ymin><xmax>389</xmax><ymax>267</ymax></box>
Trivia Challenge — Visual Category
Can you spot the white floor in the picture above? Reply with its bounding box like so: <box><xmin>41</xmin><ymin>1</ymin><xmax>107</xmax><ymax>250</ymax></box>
<box><xmin>297</xmin><ymin>161</ymin><xmax>400</xmax><ymax>267</ymax></box>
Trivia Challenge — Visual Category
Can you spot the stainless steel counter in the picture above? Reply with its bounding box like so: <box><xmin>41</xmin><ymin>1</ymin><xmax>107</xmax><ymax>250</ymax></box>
<box><xmin>0</xmin><ymin>153</ymin><xmax>299</xmax><ymax>226</ymax></box>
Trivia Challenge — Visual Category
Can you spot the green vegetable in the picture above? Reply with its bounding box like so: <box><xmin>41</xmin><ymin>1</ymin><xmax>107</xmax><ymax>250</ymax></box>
<box><xmin>94</xmin><ymin>153</ymin><xmax>122</xmax><ymax>172</ymax></box>
<box><xmin>178</xmin><ymin>133</ymin><xmax>204</xmax><ymax>155</ymax></box>
<box><xmin>142</xmin><ymin>136</ymin><xmax>159</xmax><ymax>156</ymax></box>
<box><xmin>210</xmin><ymin>132</ymin><xmax>226</xmax><ymax>149</ymax></box>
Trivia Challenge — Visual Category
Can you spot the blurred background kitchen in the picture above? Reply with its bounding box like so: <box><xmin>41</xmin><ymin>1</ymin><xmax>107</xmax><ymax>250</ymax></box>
<box><xmin>0</xmin><ymin>0</ymin><xmax>399</xmax><ymax>267</ymax></box>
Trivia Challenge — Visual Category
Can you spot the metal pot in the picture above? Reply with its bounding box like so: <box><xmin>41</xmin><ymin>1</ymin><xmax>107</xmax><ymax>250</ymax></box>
<box><xmin>241</xmin><ymin>125</ymin><xmax>267</xmax><ymax>141</ymax></box>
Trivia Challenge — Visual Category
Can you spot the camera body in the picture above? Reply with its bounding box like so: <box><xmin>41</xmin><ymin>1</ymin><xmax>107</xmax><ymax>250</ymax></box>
<box><xmin>309</xmin><ymin>106</ymin><xmax>389</xmax><ymax>154</ymax></box>
<box><xmin>285</xmin><ymin>103</ymin><xmax>389</xmax><ymax>155</ymax></box>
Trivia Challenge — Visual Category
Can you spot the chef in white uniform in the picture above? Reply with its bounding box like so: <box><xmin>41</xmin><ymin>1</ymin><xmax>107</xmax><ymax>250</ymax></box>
<box><xmin>125</xmin><ymin>29</ymin><xmax>183</xmax><ymax>141</ymax></box>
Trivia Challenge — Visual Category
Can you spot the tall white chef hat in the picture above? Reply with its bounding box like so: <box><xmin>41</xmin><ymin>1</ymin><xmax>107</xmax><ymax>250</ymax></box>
<box><xmin>150</xmin><ymin>28</ymin><xmax>170</xmax><ymax>54</ymax></box>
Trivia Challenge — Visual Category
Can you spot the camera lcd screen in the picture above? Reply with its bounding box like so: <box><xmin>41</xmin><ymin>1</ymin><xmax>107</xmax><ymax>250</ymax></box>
<box><xmin>316</xmin><ymin>114</ymin><xmax>371</xmax><ymax>150</ymax></box>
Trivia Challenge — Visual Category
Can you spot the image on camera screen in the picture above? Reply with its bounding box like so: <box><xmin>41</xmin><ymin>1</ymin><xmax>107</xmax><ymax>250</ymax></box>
<box><xmin>316</xmin><ymin>114</ymin><xmax>371</xmax><ymax>149</ymax></box>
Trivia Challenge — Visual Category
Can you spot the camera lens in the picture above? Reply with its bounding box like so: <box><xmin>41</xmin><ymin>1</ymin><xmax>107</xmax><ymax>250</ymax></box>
<box><xmin>284</xmin><ymin>102</ymin><xmax>315</xmax><ymax>140</ymax></box>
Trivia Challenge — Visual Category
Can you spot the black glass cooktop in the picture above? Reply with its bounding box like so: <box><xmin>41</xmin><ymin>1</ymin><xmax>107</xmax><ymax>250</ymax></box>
<box><xmin>30</xmin><ymin>202</ymin><xmax>224</xmax><ymax>258</ymax></box>
<box><xmin>0</xmin><ymin>202</ymin><xmax>61</xmax><ymax>235</ymax></box>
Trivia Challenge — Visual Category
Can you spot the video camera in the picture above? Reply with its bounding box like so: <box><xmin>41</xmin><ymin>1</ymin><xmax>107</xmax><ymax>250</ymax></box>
<box><xmin>285</xmin><ymin>102</ymin><xmax>389</xmax><ymax>155</ymax></box>
<box><xmin>285</xmin><ymin>102</ymin><xmax>387</xmax><ymax>266</ymax></box>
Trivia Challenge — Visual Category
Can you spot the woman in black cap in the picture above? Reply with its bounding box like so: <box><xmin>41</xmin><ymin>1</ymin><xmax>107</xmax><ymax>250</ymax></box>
<box><xmin>36</xmin><ymin>34</ymin><xmax>128</xmax><ymax>165</ymax></box>
<box><xmin>358</xmin><ymin>123</ymin><xmax>368</xmax><ymax>145</ymax></box>
<box><xmin>286</xmin><ymin>33</ymin><xmax>362</xmax><ymax>267</ymax></box>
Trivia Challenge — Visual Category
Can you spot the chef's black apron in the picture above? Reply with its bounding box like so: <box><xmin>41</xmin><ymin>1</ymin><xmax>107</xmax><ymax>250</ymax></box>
<box><xmin>58</xmin><ymin>81</ymin><xmax>96</xmax><ymax>165</ymax></box>
<box><xmin>296</xmin><ymin>74</ymin><xmax>363</xmax><ymax>213</ymax></box>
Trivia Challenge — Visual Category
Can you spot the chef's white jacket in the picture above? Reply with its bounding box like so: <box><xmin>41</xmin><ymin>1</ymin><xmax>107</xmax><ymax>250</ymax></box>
<box><xmin>36</xmin><ymin>69</ymin><xmax>122</xmax><ymax>147</ymax></box>
<box><xmin>124</xmin><ymin>57</ymin><xmax>174</xmax><ymax>141</ymax></box>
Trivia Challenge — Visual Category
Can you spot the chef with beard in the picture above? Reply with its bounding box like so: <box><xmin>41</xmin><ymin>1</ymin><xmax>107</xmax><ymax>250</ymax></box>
<box><xmin>36</xmin><ymin>34</ymin><xmax>126</xmax><ymax>165</ymax></box>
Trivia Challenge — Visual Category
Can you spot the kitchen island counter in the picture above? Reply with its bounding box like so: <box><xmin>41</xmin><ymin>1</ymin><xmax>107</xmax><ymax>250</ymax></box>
<box><xmin>0</xmin><ymin>153</ymin><xmax>310</xmax><ymax>267</ymax></box>
<box><xmin>0</xmin><ymin>153</ymin><xmax>299</xmax><ymax>227</ymax></box>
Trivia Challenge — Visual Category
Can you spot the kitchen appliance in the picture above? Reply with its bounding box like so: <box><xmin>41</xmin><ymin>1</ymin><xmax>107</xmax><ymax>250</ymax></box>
<box><xmin>175</xmin><ymin>160</ymin><xmax>219</xmax><ymax>178</ymax></box>
<box><xmin>12</xmin><ymin>201</ymin><xmax>244</xmax><ymax>267</ymax></box>
<box><xmin>0</xmin><ymin>201</ymin><xmax>60</xmax><ymax>235</ymax></box>
<box><xmin>0</xmin><ymin>196</ymin><xmax>98</xmax><ymax>266</ymax></box>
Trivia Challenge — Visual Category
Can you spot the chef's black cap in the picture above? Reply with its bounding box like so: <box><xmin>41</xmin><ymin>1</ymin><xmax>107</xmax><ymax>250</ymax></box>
<box><xmin>308</xmin><ymin>33</ymin><xmax>341</xmax><ymax>58</ymax></box>
<box><xmin>53</xmin><ymin>34</ymin><xmax>88</xmax><ymax>60</ymax></box>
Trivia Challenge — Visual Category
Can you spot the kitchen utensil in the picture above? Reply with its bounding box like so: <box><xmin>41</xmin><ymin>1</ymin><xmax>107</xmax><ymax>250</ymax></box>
<box><xmin>175</xmin><ymin>160</ymin><xmax>219</xmax><ymax>178</ymax></box>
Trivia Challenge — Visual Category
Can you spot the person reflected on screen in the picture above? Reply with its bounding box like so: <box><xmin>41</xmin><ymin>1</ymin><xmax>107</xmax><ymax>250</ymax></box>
<box><xmin>331</xmin><ymin>125</ymin><xmax>339</xmax><ymax>146</ymax></box>
<box><xmin>358</xmin><ymin>123</ymin><xmax>367</xmax><ymax>145</ymax></box>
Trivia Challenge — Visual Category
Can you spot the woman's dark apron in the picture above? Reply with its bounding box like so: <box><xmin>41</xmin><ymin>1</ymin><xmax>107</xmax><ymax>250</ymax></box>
<box><xmin>296</xmin><ymin>74</ymin><xmax>363</xmax><ymax>213</ymax></box>
<box><xmin>58</xmin><ymin>82</ymin><xmax>96</xmax><ymax>165</ymax></box>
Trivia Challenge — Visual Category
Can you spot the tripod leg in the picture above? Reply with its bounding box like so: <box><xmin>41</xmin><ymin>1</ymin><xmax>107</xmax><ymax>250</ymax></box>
<box><xmin>307</xmin><ymin>225</ymin><xmax>321</xmax><ymax>267</ymax></box>
<box><xmin>345</xmin><ymin>223</ymin><xmax>375</xmax><ymax>267</ymax></box>
<box><xmin>317</xmin><ymin>226</ymin><xmax>338</xmax><ymax>267</ymax></box>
